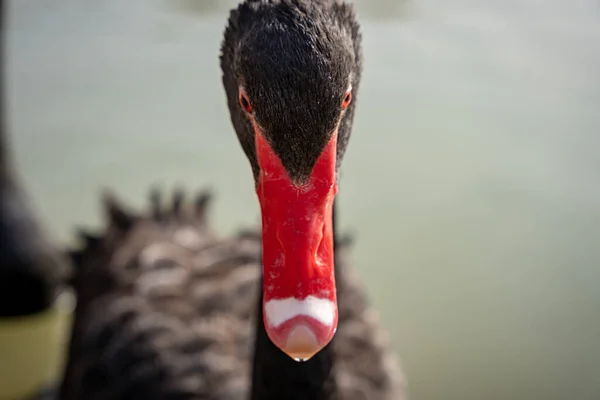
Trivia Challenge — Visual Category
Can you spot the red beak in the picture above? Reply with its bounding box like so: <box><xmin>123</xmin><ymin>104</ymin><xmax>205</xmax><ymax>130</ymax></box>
<box><xmin>254</xmin><ymin>126</ymin><xmax>338</xmax><ymax>361</ymax></box>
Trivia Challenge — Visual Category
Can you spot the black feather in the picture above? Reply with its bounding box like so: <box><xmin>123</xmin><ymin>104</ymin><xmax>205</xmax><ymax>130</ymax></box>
<box><xmin>103</xmin><ymin>191</ymin><xmax>136</xmax><ymax>232</ymax></box>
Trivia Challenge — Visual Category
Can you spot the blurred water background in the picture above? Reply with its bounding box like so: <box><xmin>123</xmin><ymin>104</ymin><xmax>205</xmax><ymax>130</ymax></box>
<box><xmin>5</xmin><ymin>0</ymin><xmax>600</xmax><ymax>399</ymax></box>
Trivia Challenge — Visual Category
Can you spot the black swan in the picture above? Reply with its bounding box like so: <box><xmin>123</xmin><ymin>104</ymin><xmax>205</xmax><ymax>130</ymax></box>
<box><xmin>58</xmin><ymin>1</ymin><xmax>406</xmax><ymax>399</ymax></box>
<box><xmin>0</xmin><ymin>2</ymin><xmax>71</xmax><ymax>394</ymax></box>
<box><xmin>0</xmin><ymin>126</ymin><xmax>68</xmax><ymax>400</ymax></box>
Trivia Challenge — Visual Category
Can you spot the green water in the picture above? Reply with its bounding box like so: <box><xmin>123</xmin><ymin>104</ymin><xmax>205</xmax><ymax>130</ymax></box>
<box><xmin>5</xmin><ymin>0</ymin><xmax>600</xmax><ymax>399</ymax></box>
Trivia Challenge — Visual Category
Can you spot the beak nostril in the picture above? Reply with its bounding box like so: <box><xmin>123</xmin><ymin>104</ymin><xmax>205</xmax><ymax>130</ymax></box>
<box><xmin>272</xmin><ymin>229</ymin><xmax>286</xmax><ymax>268</ymax></box>
<box><xmin>276</xmin><ymin>228</ymin><xmax>284</xmax><ymax>247</ymax></box>
<box><xmin>315</xmin><ymin>222</ymin><xmax>327</xmax><ymax>266</ymax></box>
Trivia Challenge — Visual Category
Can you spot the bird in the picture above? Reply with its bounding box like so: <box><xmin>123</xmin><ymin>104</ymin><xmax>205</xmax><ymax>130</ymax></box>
<box><xmin>0</xmin><ymin>3</ymin><xmax>72</xmax><ymax>395</ymax></box>
<box><xmin>0</xmin><ymin>95</ymin><xmax>71</xmax><ymax>400</ymax></box>
<box><xmin>58</xmin><ymin>1</ymin><xmax>406</xmax><ymax>399</ymax></box>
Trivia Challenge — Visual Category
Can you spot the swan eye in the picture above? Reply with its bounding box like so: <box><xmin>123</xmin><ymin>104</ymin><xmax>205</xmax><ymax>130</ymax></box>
<box><xmin>341</xmin><ymin>91</ymin><xmax>352</xmax><ymax>109</ymax></box>
<box><xmin>239</xmin><ymin>88</ymin><xmax>253</xmax><ymax>113</ymax></box>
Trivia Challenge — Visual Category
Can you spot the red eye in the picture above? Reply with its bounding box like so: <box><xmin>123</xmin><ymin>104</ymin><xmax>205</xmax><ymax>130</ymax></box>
<box><xmin>341</xmin><ymin>91</ymin><xmax>352</xmax><ymax>109</ymax></box>
<box><xmin>239</xmin><ymin>89</ymin><xmax>252</xmax><ymax>113</ymax></box>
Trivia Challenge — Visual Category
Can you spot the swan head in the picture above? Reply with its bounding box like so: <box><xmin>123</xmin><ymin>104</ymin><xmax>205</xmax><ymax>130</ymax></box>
<box><xmin>221</xmin><ymin>0</ymin><xmax>362</xmax><ymax>360</ymax></box>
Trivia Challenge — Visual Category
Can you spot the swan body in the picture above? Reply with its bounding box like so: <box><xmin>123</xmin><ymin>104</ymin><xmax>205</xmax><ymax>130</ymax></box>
<box><xmin>59</xmin><ymin>189</ymin><xmax>405</xmax><ymax>399</ymax></box>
